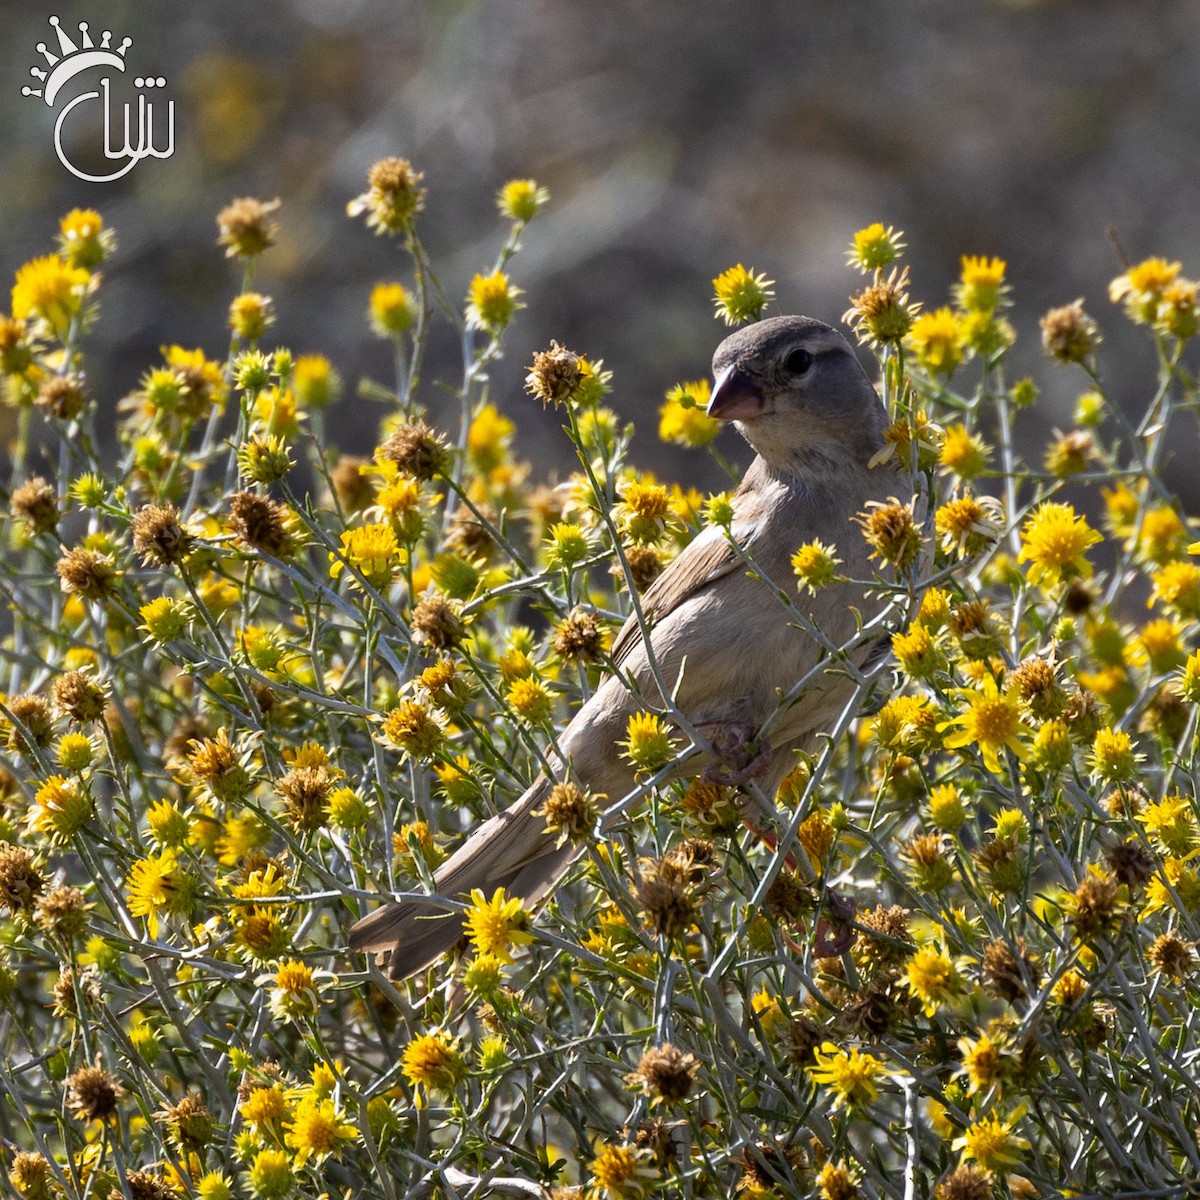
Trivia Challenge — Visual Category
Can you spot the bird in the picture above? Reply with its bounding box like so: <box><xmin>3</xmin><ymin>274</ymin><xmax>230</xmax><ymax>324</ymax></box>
<box><xmin>349</xmin><ymin>314</ymin><xmax>910</xmax><ymax>979</ymax></box>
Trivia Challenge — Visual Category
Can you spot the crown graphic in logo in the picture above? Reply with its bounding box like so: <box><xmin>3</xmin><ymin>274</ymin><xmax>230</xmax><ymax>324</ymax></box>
<box><xmin>22</xmin><ymin>15</ymin><xmax>132</xmax><ymax>106</ymax></box>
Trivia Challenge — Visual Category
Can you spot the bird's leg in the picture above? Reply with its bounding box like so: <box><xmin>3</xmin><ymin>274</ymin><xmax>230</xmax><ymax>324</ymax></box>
<box><xmin>697</xmin><ymin>720</ymin><xmax>772</xmax><ymax>786</ymax></box>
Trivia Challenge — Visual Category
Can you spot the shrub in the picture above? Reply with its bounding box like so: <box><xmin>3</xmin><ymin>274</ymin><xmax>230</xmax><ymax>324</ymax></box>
<box><xmin>1</xmin><ymin>180</ymin><xmax>1199</xmax><ymax>1199</ymax></box>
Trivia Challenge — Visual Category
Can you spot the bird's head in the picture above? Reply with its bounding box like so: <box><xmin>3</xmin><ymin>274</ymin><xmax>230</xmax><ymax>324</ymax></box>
<box><xmin>708</xmin><ymin>315</ymin><xmax>887</xmax><ymax>476</ymax></box>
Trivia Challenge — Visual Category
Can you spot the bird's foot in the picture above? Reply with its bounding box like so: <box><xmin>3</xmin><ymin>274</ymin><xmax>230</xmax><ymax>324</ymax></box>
<box><xmin>698</xmin><ymin>721</ymin><xmax>772</xmax><ymax>786</ymax></box>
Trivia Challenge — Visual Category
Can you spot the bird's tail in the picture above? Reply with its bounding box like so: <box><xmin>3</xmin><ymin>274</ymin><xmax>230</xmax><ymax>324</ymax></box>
<box><xmin>348</xmin><ymin>774</ymin><xmax>578</xmax><ymax>980</ymax></box>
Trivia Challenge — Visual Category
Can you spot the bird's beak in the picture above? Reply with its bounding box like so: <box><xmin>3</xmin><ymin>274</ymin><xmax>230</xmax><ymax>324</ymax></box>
<box><xmin>707</xmin><ymin>365</ymin><xmax>766</xmax><ymax>421</ymax></box>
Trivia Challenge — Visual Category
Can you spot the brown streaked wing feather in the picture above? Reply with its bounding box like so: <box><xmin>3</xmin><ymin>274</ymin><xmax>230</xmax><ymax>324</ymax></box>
<box><xmin>609</xmin><ymin>523</ymin><xmax>755</xmax><ymax>667</ymax></box>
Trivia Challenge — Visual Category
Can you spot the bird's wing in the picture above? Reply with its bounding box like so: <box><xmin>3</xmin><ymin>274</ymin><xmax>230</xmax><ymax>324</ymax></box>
<box><xmin>609</xmin><ymin>520</ymin><xmax>757</xmax><ymax>667</ymax></box>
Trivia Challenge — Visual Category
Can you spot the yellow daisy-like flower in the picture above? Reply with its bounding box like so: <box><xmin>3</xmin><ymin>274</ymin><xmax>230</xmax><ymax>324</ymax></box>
<box><xmin>467</xmin><ymin>403</ymin><xmax>516</xmax><ymax>473</ymax></box>
<box><xmin>1109</xmin><ymin>256</ymin><xmax>1181</xmax><ymax>323</ymax></box>
<box><xmin>248</xmin><ymin>1147</ymin><xmax>294</xmax><ymax>1198</ymax></box>
<box><xmin>240</xmin><ymin>1084</ymin><xmax>290</xmax><ymax>1129</ymax></box>
<box><xmin>806</xmin><ymin>1042</ymin><xmax>887</xmax><ymax>1110</ymax></box>
<box><xmin>939</xmin><ymin>676</ymin><xmax>1029</xmax><ymax>774</ymax></box>
<box><xmin>330</xmin><ymin>522</ymin><xmax>403</xmax><ymax>590</ymax></box>
<box><xmin>401</xmin><ymin>1031</ymin><xmax>464</xmax><ymax>1106</ymax></box>
<box><xmin>957</xmin><ymin>1031</ymin><xmax>1004</xmax><ymax>1094</ymax></box>
<box><xmin>497</xmin><ymin>178</ymin><xmax>549</xmax><ymax>223</ymax></box>
<box><xmin>506</xmin><ymin>676</ymin><xmax>554</xmax><ymax>725</ymax></box>
<box><xmin>1150</xmin><ymin>560</ymin><xmax>1200</xmax><ymax>618</ymax></box>
<box><xmin>1017</xmin><ymin>502</ymin><xmax>1103</xmax><ymax>588</ymax></box>
<box><xmin>587</xmin><ymin>1142</ymin><xmax>657</xmax><ymax>1200</ymax></box>
<box><xmin>284</xmin><ymin>1096</ymin><xmax>357</xmax><ymax>1166</ymax></box>
<box><xmin>1136</xmin><ymin>794</ymin><xmax>1197</xmax><ymax>857</ymax></box>
<box><xmin>621</xmin><ymin>712</ymin><xmax>677</xmax><ymax>772</ymax></box>
<box><xmin>659</xmin><ymin>379</ymin><xmax>718</xmax><ymax>447</ymax></box>
<box><xmin>369</xmin><ymin>281</ymin><xmax>417</xmax><ymax>337</ymax></box>
<box><xmin>955</xmin><ymin>255</ymin><xmax>1009</xmax><ymax>314</ymax></box>
<box><xmin>125</xmin><ymin>849</ymin><xmax>182</xmax><ymax>939</ymax></box>
<box><xmin>953</xmin><ymin>1110</ymin><xmax>1031</xmax><ymax>1175</ymax></box>
<box><xmin>904</xmin><ymin>944</ymin><xmax>965</xmax><ymax>1016</ymax></box>
<box><xmin>712</xmin><ymin>264</ymin><xmax>774</xmax><ymax>325</ymax></box>
<box><xmin>466</xmin><ymin>270</ymin><xmax>522</xmax><ymax>333</ymax></box>
<box><xmin>907</xmin><ymin>307</ymin><xmax>965</xmax><ymax>376</ymax></box>
<box><xmin>846</xmin><ymin>222</ymin><xmax>905</xmax><ymax>273</ymax></box>
<box><xmin>792</xmin><ymin>539</ymin><xmax>841</xmax><ymax>594</ymax></box>
<box><xmin>464</xmin><ymin>886</ymin><xmax>534</xmax><ymax>964</ymax></box>
<box><xmin>1088</xmin><ymin>726</ymin><xmax>1141</xmax><ymax>784</ymax></box>
<box><xmin>11</xmin><ymin>254</ymin><xmax>90</xmax><ymax>332</ymax></box>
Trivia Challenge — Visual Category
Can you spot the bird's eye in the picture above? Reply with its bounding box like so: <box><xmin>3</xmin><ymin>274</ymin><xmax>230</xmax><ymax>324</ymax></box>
<box><xmin>785</xmin><ymin>347</ymin><xmax>814</xmax><ymax>375</ymax></box>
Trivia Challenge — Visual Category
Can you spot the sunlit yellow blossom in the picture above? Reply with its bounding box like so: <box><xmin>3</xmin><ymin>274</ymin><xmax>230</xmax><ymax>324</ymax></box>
<box><xmin>621</xmin><ymin>712</ymin><xmax>677</xmax><ymax>771</ymax></box>
<box><xmin>369</xmin><ymin>281</ymin><xmax>416</xmax><ymax>337</ymax></box>
<box><xmin>1144</xmin><ymin>856</ymin><xmax>1200</xmax><ymax>916</ymax></box>
<box><xmin>935</xmin><ymin>492</ymin><xmax>1002</xmax><ymax>559</ymax></box>
<box><xmin>497</xmin><ymin>178</ymin><xmax>548</xmax><ymax>223</ymax></box>
<box><xmin>466</xmin><ymin>270</ymin><xmax>522</xmax><ymax>333</ymax></box>
<box><xmin>928</xmin><ymin>782</ymin><xmax>966</xmax><ymax>832</ymax></box>
<box><xmin>401</xmin><ymin>1031</ymin><xmax>464</xmax><ymax>1105</ymax></box>
<box><xmin>1089</xmin><ymin>726</ymin><xmax>1141</xmax><ymax>783</ymax></box>
<box><xmin>1110</xmin><ymin>257</ymin><xmax>1181</xmax><ymax>323</ymax></box>
<box><xmin>330</xmin><ymin>522</ymin><xmax>402</xmax><ymax>590</ymax></box>
<box><xmin>291</xmin><ymin>354</ymin><xmax>339</xmax><ymax>409</ymax></box>
<box><xmin>11</xmin><ymin>254</ymin><xmax>89</xmax><ymax>332</ymax></box>
<box><xmin>616</xmin><ymin>479</ymin><xmax>672</xmax><ymax>544</ymax></box>
<box><xmin>125</xmin><ymin>849</ymin><xmax>188</xmax><ymax>939</ymax></box>
<box><xmin>240</xmin><ymin>1084</ymin><xmax>290</xmax><ymax>1128</ymax></box>
<box><xmin>507</xmin><ymin>676</ymin><xmax>554</xmax><ymax>724</ymax></box>
<box><xmin>284</xmin><ymin>1095</ymin><xmax>357</xmax><ymax>1166</ymax></box>
<box><xmin>467</xmin><ymin>403</ymin><xmax>516</xmax><ymax>473</ymax></box>
<box><xmin>712</xmin><ymin>263</ymin><xmax>774</xmax><ymax>325</ymax></box>
<box><xmin>891</xmin><ymin>624</ymin><xmax>944</xmax><ymax>680</ymax></box>
<box><xmin>347</xmin><ymin>157</ymin><xmax>425</xmax><ymax>235</ymax></box>
<box><xmin>27</xmin><ymin>775</ymin><xmax>93</xmax><ymax>842</ymax></box>
<box><xmin>940</xmin><ymin>676</ymin><xmax>1028</xmax><ymax>774</ymax></box>
<box><xmin>1138</xmin><ymin>506</ymin><xmax>1189</xmax><ymax>565</ymax></box>
<box><xmin>846</xmin><ymin>223</ymin><xmax>905</xmax><ymax>272</ymax></box>
<box><xmin>956</xmin><ymin>255</ymin><xmax>1008</xmax><ymax>313</ymax></box>
<box><xmin>904</xmin><ymin>944</ymin><xmax>965</xmax><ymax>1015</ymax></box>
<box><xmin>957</xmin><ymin>1031</ymin><xmax>1004</xmax><ymax>1094</ymax></box>
<box><xmin>1136</xmin><ymin>795</ymin><xmax>1196</xmax><ymax>857</ymax></box>
<box><xmin>953</xmin><ymin>1110</ymin><xmax>1030</xmax><ymax>1175</ymax></box>
<box><xmin>265</xmin><ymin>959</ymin><xmax>328</xmax><ymax>1021</ymax></box>
<box><xmin>907</xmin><ymin>307</ymin><xmax>964</xmax><ymax>376</ymax></box>
<box><xmin>1017</xmin><ymin>502</ymin><xmax>1102</xmax><ymax>587</ymax></box>
<box><xmin>1150</xmin><ymin>560</ymin><xmax>1200</xmax><ymax>618</ymax></box>
<box><xmin>792</xmin><ymin>540</ymin><xmax>841</xmax><ymax>594</ymax></box>
<box><xmin>807</xmin><ymin>1042</ymin><xmax>887</xmax><ymax>1110</ymax></box>
<box><xmin>248</xmin><ymin>1147</ymin><xmax>293</xmax><ymax>1199</ymax></box>
<box><xmin>464</xmin><ymin>887</ymin><xmax>534</xmax><ymax>964</ymax></box>
<box><xmin>659</xmin><ymin>379</ymin><xmax>718</xmax><ymax>446</ymax></box>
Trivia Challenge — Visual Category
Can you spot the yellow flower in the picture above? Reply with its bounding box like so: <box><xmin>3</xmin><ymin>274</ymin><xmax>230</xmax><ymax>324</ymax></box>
<box><xmin>506</xmin><ymin>676</ymin><xmax>554</xmax><ymax>724</ymax></box>
<box><xmin>956</xmin><ymin>255</ymin><xmax>1008</xmax><ymax>313</ymax></box>
<box><xmin>330</xmin><ymin>522</ymin><xmax>403</xmax><ymax>590</ymax></box>
<box><xmin>616</xmin><ymin>479</ymin><xmax>672</xmax><ymax>544</ymax></box>
<box><xmin>11</xmin><ymin>254</ymin><xmax>89</xmax><ymax>332</ymax></box>
<box><xmin>27</xmin><ymin>774</ymin><xmax>93</xmax><ymax>842</ymax></box>
<box><xmin>59</xmin><ymin>207</ymin><xmax>114</xmax><ymax>268</ymax></box>
<box><xmin>953</xmin><ymin>1110</ymin><xmax>1030</xmax><ymax>1175</ymax></box>
<box><xmin>265</xmin><ymin>959</ymin><xmax>328</xmax><ymax>1021</ymax></box>
<box><xmin>792</xmin><ymin>540</ymin><xmax>841</xmax><ymax>594</ymax></box>
<box><xmin>935</xmin><ymin>492</ymin><xmax>1002</xmax><ymax>559</ymax></box>
<box><xmin>659</xmin><ymin>379</ymin><xmax>718</xmax><ymax>447</ymax></box>
<box><xmin>347</xmin><ymin>157</ymin><xmax>425</xmax><ymax>235</ymax></box>
<box><xmin>248</xmin><ymin>1147</ymin><xmax>293</xmax><ymax>1199</ymax></box>
<box><xmin>1135</xmin><ymin>617</ymin><xmax>1186</xmax><ymax>674</ymax></box>
<box><xmin>928</xmin><ymin>783</ymin><xmax>966</xmax><ymax>833</ymax></box>
<box><xmin>904</xmin><ymin>944</ymin><xmax>964</xmax><ymax>1015</ymax></box>
<box><xmin>1144</xmin><ymin>856</ymin><xmax>1200</xmax><ymax>916</ymax></box>
<box><xmin>1136</xmin><ymin>794</ymin><xmax>1197</xmax><ymax>857</ymax></box>
<box><xmin>940</xmin><ymin>676</ymin><xmax>1028</xmax><ymax>774</ymax></box>
<box><xmin>125</xmin><ymin>849</ymin><xmax>186</xmax><ymax>939</ymax></box>
<box><xmin>907</xmin><ymin>307</ymin><xmax>964</xmax><ymax>376</ymax></box>
<box><xmin>846</xmin><ymin>223</ymin><xmax>905</xmax><ymax>272</ymax></box>
<box><xmin>844</xmin><ymin>266</ymin><xmax>917</xmax><ymax>345</ymax></box>
<box><xmin>291</xmin><ymin>354</ymin><xmax>339</xmax><ymax>409</ymax></box>
<box><xmin>401</xmin><ymin>1031</ymin><xmax>464</xmax><ymax>1104</ymax></box>
<box><xmin>712</xmin><ymin>264</ymin><xmax>774</xmax><ymax>325</ymax></box>
<box><xmin>621</xmin><ymin>712</ymin><xmax>677</xmax><ymax>772</ymax></box>
<box><xmin>807</xmin><ymin>1042</ymin><xmax>887</xmax><ymax>1110</ymax></box>
<box><xmin>228</xmin><ymin>292</ymin><xmax>275</xmax><ymax>340</ymax></box>
<box><xmin>957</xmin><ymin>1032</ymin><xmax>1004</xmax><ymax>1094</ymax></box>
<box><xmin>588</xmin><ymin>1142</ymin><xmax>657</xmax><ymax>1200</ymax></box>
<box><xmin>1017</xmin><ymin>502</ymin><xmax>1102</xmax><ymax>587</ymax></box>
<box><xmin>466</xmin><ymin>270</ymin><xmax>522</xmax><ymax>333</ymax></box>
<box><xmin>467</xmin><ymin>402</ymin><xmax>515</xmax><ymax>473</ymax></box>
<box><xmin>891</xmin><ymin>624</ymin><xmax>944</xmax><ymax>680</ymax></box>
<box><xmin>240</xmin><ymin>1084</ymin><xmax>290</xmax><ymax>1128</ymax></box>
<box><xmin>1138</xmin><ymin>505</ymin><xmax>1189</xmax><ymax>565</ymax></box>
<box><xmin>464</xmin><ymin>887</ymin><xmax>534</xmax><ymax>964</ymax></box>
<box><xmin>1089</xmin><ymin>726</ymin><xmax>1141</xmax><ymax>784</ymax></box>
<box><xmin>369</xmin><ymin>281</ymin><xmax>416</xmax><ymax>337</ymax></box>
<box><xmin>284</xmin><ymin>1096</ymin><xmax>357</xmax><ymax>1166</ymax></box>
<box><xmin>1150</xmin><ymin>560</ymin><xmax>1200</xmax><ymax>618</ymax></box>
<box><xmin>497</xmin><ymin>178</ymin><xmax>548</xmax><ymax>223</ymax></box>
<box><xmin>1110</xmin><ymin>256</ymin><xmax>1181</xmax><ymax>323</ymax></box>
<box><xmin>379</xmin><ymin>699</ymin><xmax>445</xmax><ymax>760</ymax></box>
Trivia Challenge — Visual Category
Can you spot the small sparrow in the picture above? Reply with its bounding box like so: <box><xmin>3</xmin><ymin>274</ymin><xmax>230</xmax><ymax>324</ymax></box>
<box><xmin>350</xmin><ymin>315</ymin><xmax>908</xmax><ymax>979</ymax></box>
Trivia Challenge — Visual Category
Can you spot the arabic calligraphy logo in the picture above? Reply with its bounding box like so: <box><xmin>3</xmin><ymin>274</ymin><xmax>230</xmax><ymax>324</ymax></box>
<box><xmin>21</xmin><ymin>15</ymin><xmax>174</xmax><ymax>182</ymax></box>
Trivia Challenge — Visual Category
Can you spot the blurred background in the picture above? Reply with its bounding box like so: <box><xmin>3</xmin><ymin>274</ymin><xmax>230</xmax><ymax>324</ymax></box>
<box><xmin>3</xmin><ymin>0</ymin><xmax>1200</xmax><ymax>491</ymax></box>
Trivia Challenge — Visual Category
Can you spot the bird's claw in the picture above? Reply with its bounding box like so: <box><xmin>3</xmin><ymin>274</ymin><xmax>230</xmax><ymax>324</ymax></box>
<box><xmin>698</xmin><ymin>721</ymin><xmax>772</xmax><ymax>786</ymax></box>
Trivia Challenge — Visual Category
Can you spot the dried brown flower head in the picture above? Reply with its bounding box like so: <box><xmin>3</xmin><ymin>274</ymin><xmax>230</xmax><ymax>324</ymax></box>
<box><xmin>216</xmin><ymin>196</ymin><xmax>281</xmax><ymax>258</ymax></box>
<box><xmin>1104</xmin><ymin>838</ymin><xmax>1155</xmax><ymax>889</ymax></box>
<box><xmin>1070</xmin><ymin>871</ymin><xmax>1123</xmax><ymax>940</ymax></box>
<box><xmin>51</xmin><ymin>669</ymin><xmax>109</xmax><ymax>723</ymax></box>
<box><xmin>857</xmin><ymin>498</ymin><xmax>922</xmax><ymax>571</ymax></box>
<box><xmin>629</xmin><ymin>1043</ymin><xmax>697</xmax><ymax>1104</ymax></box>
<box><xmin>66</xmin><ymin>1064</ymin><xmax>124</xmax><ymax>1122</ymax></box>
<box><xmin>1148</xmin><ymin>933</ymin><xmax>1193</xmax><ymax>981</ymax></box>
<box><xmin>329</xmin><ymin>455</ymin><xmax>375</xmax><ymax>514</ymax></box>
<box><xmin>10</xmin><ymin>475</ymin><xmax>58</xmax><ymax>533</ymax></box>
<box><xmin>8</xmin><ymin>1151</ymin><xmax>53</xmax><ymax>1199</ymax></box>
<box><xmin>113</xmin><ymin>1168</ymin><xmax>174</xmax><ymax>1200</ymax></box>
<box><xmin>1040</xmin><ymin>298</ymin><xmax>1101</xmax><ymax>363</ymax></box>
<box><xmin>934</xmin><ymin>1164</ymin><xmax>993</xmax><ymax>1200</ymax></box>
<box><xmin>52</xmin><ymin>963</ymin><xmax>102</xmax><ymax>1017</ymax></box>
<box><xmin>553</xmin><ymin>608</ymin><xmax>606</xmax><ymax>662</ymax></box>
<box><xmin>0</xmin><ymin>841</ymin><xmax>45</xmax><ymax>914</ymax></box>
<box><xmin>536</xmin><ymin>781</ymin><xmax>597</xmax><ymax>842</ymax></box>
<box><xmin>35</xmin><ymin>884</ymin><xmax>90</xmax><ymax>939</ymax></box>
<box><xmin>348</xmin><ymin>157</ymin><xmax>426</xmax><ymax>234</ymax></box>
<box><xmin>765</xmin><ymin>870</ymin><xmax>814</xmax><ymax>923</ymax></box>
<box><xmin>844</xmin><ymin>266</ymin><xmax>917</xmax><ymax>345</ymax></box>
<box><xmin>411</xmin><ymin>592</ymin><xmax>465</xmax><ymax>651</ymax></box>
<box><xmin>380</xmin><ymin>419</ymin><xmax>450</xmax><ymax>481</ymax></box>
<box><xmin>275</xmin><ymin>764</ymin><xmax>334</xmax><ymax>833</ymax></box>
<box><xmin>155</xmin><ymin>1091</ymin><xmax>215</xmax><ymax>1150</ymax></box>
<box><xmin>445</xmin><ymin>504</ymin><xmax>497</xmax><ymax>560</ymax></box>
<box><xmin>980</xmin><ymin>936</ymin><xmax>1041</xmax><ymax>1003</ymax></box>
<box><xmin>186</xmin><ymin>729</ymin><xmax>253</xmax><ymax>803</ymax></box>
<box><xmin>228</xmin><ymin>491</ymin><xmax>293</xmax><ymax>557</ymax></box>
<box><xmin>36</xmin><ymin>374</ymin><xmax>87</xmax><ymax>421</ymax></box>
<box><xmin>56</xmin><ymin>545</ymin><xmax>118</xmax><ymax>600</ymax></box>
<box><xmin>1045</xmin><ymin>429</ymin><xmax>1095</xmax><ymax>478</ymax></box>
<box><xmin>622</xmin><ymin>544</ymin><xmax>664</xmax><ymax>592</ymax></box>
<box><xmin>525</xmin><ymin>341</ymin><xmax>585</xmax><ymax>408</ymax></box>
<box><xmin>1010</xmin><ymin>655</ymin><xmax>1066</xmax><ymax>719</ymax></box>
<box><xmin>5</xmin><ymin>693</ymin><xmax>54</xmax><ymax>752</ymax></box>
<box><xmin>636</xmin><ymin>859</ymin><xmax>695</xmax><ymax>939</ymax></box>
<box><xmin>131</xmin><ymin>503</ymin><xmax>195</xmax><ymax>567</ymax></box>
<box><xmin>856</xmin><ymin>904</ymin><xmax>915</xmax><ymax>969</ymax></box>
